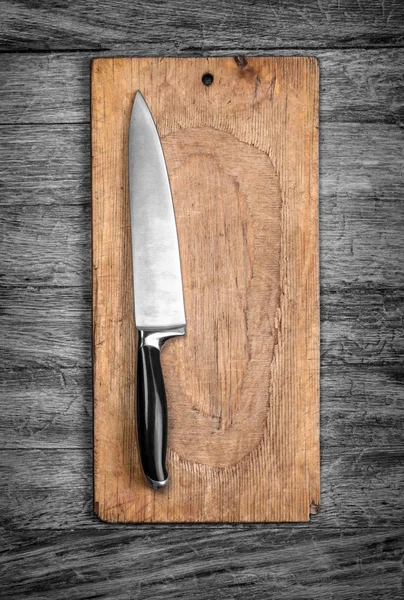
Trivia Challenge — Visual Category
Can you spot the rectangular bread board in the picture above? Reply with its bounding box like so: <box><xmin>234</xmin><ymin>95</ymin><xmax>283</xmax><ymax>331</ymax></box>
<box><xmin>91</xmin><ymin>57</ymin><xmax>319</xmax><ymax>522</ymax></box>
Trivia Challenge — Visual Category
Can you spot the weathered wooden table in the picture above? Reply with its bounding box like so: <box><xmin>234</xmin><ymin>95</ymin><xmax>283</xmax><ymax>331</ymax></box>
<box><xmin>0</xmin><ymin>1</ymin><xmax>403</xmax><ymax>598</ymax></box>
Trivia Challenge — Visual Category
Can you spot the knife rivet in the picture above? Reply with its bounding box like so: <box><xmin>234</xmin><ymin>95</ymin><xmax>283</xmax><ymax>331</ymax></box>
<box><xmin>202</xmin><ymin>73</ymin><xmax>214</xmax><ymax>86</ymax></box>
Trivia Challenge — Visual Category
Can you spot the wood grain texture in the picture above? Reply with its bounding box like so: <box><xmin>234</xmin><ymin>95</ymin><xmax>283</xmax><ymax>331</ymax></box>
<box><xmin>1</xmin><ymin>284</ymin><xmax>402</xmax><ymax>449</ymax></box>
<box><xmin>91</xmin><ymin>57</ymin><xmax>319</xmax><ymax>522</ymax></box>
<box><xmin>1</xmin><ymin>447</ymin><xmax>403</xmax><ymax>529</ymax></box>
<box><xmin>1</xmin><ymin>50</ymin><xmax>404</xmax><ymax>125</ymax></box>
<box><xmin>1</xmin><ymin>363</ymin><xmax>404</xmax><ymax>451</ymax></box>
<box><xmin>1</xmin><ymin>123</ymin><xmax>403</xmax><ymax>240</ymax></box>
<box><xmin>0</xmin><ymin>125</ymin><xmax>90</xmax><ymax>207</ymax></box>
<box><xmin>0</xmin><ymin>528</ymin><xmax>403</xmax><ymax>600</ymax></box>
<box><xmin>1</xmin><ymin>0</ymin><xmax>404</xmax><ymax>51</ymax></box>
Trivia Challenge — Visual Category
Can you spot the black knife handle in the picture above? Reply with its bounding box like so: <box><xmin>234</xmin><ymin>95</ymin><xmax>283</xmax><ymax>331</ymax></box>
<box><xmin>136</xmin><ymin>327</ymin><xmax>185</xmax><ymax>490</ymax></box>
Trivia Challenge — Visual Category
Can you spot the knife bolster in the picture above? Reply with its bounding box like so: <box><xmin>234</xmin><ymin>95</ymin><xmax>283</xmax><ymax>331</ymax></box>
<box><xmin>138</xmin><ymin>326</ymin><xmax>186</xmax><ymax>350</ymax></box>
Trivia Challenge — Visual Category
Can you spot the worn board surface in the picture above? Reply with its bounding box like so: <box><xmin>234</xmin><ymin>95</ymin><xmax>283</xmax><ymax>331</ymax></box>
<box><xmin>91</xmin><ymin>57</ymin><xmax>319</xmax><ymax>522</ymax></box>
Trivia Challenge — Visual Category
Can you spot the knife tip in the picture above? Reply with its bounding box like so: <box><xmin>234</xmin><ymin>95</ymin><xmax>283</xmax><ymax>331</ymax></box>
<box><xmin>131</xmin><ymin>90</ymin><xmax>150</xmax><ymax>122</ymax></box>
<box><xmin>134</xmin><ymin>89</ymin><xmax>146</xmax><ymax>107</ymax></box>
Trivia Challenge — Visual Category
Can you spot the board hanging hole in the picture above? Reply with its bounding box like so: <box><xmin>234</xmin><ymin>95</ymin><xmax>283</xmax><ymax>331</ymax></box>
<box><xmin>202</xmin><ymin>73</ymin><xmax>214</xmax><ymax>86</ymax></box>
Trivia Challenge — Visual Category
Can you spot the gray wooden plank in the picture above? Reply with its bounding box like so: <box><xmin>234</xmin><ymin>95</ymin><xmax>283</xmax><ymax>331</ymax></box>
<box><xmin>0</xmin><ymin>53</ymin><xmax>90</xmax><ymax>124</ymax></box>
<box><xmin>1</xmin><ymin>0</ymin><xmax>404</xmax><ymax>51</ymax></box>
<box><xmin>0</xmin><ymin>367</ymin><xmax>92</xmax><ymax>449</ymax></box>
<box><xmin>0</xmin><ymin>527</ymin><xmax>403</xmax><ymax>599</ymax></box>
<box><xmin>1</xmin><ymin>363</ymin><xmax>403</xmax><ymax>450</ymax></box>
<box><xmin>0</xmin><ymin>282</ymin><xmax>402</xmax><ymax>368</ymax></box>
<box><xmin>0</xmin><ymin>288</ymin><xmax>91</xmax><ymax>369</ymax></box>
<box><xmin>0</xmin><ymin>204</ymin><xmax>91</xmax><ymax>284</ymax></box>
<box><xmin>321</xmin><ymin>286</ymin><xmax>404</xmax><ymax>366</ymax></box>
<box><xmin>2</xmin><ymin>122</ymin><xmax>402</xmax><ymax>213</ymax></box>
<box><xmin>0</xmin><ymin>125</ymin><xmax>90</xmax><ymax>206</ymax></box>
<box><xmin>320</xmin><ymin>124</ymin><xmax>404</xmax><ymax>288</ymax></box>
<box><xmin>1</xmin><ymin>50</ymin><xmax>404</xmax><ymax>124</ymax></box>
<box><xmin>0</xmin><ymin>123</ymin><xmax>403</xmax><ymax>287</ymax></box>
<box><xmin>321</xmin><ymin>364</ymin><xmax>404</xmax><ymax>448</ymax></box>
<box><xmin>0</xmin><ymin>447</ymin><xmax>403</xmax><ymax>530</ymax></box>
<box><xmin>0</xmin><ymin>449</ymin><xmax>403</xmax><ymax>530</ymax></box>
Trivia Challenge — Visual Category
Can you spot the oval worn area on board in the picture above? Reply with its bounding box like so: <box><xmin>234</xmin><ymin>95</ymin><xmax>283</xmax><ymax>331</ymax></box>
<box><xmin>161</xmin><ymin>127</ymin><xmax>282</xmax><ymax>468</ymax></box>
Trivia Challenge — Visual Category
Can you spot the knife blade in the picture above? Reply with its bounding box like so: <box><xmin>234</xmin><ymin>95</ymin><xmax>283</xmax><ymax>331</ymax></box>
<box><xmin>129</xmin><ymin>91</ymin><xmax>186</xmax><ymax>490</ymax></box>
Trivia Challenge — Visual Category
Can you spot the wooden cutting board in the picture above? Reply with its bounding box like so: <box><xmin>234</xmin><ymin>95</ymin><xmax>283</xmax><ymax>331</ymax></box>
<box><xmin>91</xmin><ymin>57</ymin><xmax>319</xmax><ymax>522</ymax></box>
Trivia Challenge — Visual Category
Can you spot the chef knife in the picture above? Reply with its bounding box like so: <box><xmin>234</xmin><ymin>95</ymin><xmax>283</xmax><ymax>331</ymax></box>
<box><xmin>129</xmin><ymin>91</ymin><xmax>186</xmax><ymax>490</ymax></box>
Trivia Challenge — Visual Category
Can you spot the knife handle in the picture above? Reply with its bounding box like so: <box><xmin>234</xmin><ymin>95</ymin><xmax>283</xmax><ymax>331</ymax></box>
<box><xmin>136</xmin><ymin>328</ymin><xmax>185</xmax><ymax>490</ymax></box>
